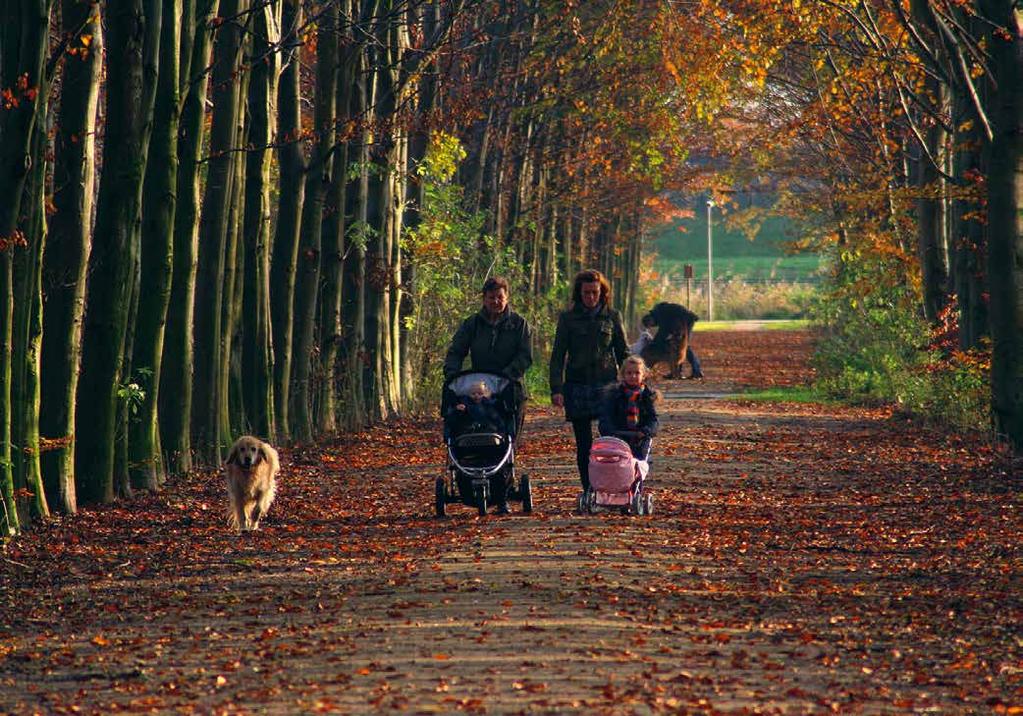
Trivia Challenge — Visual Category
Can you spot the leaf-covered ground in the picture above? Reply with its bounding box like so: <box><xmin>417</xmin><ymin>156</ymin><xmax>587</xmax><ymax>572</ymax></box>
<box><xmin>2</xmin><ymin>329</ymin><xmax>1020</xmax><ymax>714</ymax></box>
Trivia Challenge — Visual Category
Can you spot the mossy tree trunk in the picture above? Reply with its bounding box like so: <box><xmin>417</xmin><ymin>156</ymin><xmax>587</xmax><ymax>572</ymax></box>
<box><xmin>41</xmin><ymin>0</ymin><xmax>102</xmax><ymax>514</ymax></box>
<box><xmin>341</xmin><ymin>50</ymin><xmax>369</xmax><ymax>430</ymax></box>
<box><xmin>192</xmin><ymin>0</ymin><xmax>247</xmax><ymax>464</ymax></box>
<box><xmin>162</xmin><ymin>0</ymin><xmax>219</xmax><ymax>474</ymax></box>
<box><xmin>13</xmin><ymin>92</ymin><xmax>51</xmax><ymax>523</ymax></box>
<box><xmin>131</xmin><ymin>0</ymin><xmax>181</xmax><ymax>491</ymax></box>
<box><xmin>316</xmin><ymin>0</ymin><xmax>356</xmax><ymax>434</ymax></box>
<box><xmin>76</xmin><ymin>0</ymin><xmax>160</xmax><ymax>503</ymax></box>
<box><xmin>268</xmin><ymin>0</ymin><xmax>304</xmax><ymax>443</ymax></box>
<box><xmin>290</xmin><ymin>1</ymin><xmax>338</xmax><ymax>441</ymax></box>
<box><xmin>241</xmin><ymin>0</ymin><xmax>281</xmax><ymax>440</ymax></box>
<box><xmin>0</xmin><ymin>0</ymin><xmax>51</xmax><ymax>531</ymax></box>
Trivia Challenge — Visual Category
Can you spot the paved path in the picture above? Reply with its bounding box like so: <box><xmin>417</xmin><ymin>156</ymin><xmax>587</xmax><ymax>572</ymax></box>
<box><xmin>1</xmin><ymin>330</ymin><xmax>1019</xmax><ymax>714</ymax></box>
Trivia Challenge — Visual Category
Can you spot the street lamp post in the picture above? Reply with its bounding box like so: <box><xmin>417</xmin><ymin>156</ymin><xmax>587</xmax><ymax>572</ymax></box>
<box><xmin>706</xmin><ymin>199</ymin><xmax>714</xmax><ymax>322</ymax></box>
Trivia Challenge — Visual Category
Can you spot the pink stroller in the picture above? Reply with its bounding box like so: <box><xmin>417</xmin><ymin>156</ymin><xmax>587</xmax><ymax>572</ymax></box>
<box><xmin>579</xmin><ymin>434</ymin><xmax>653</xmax><ymax>515</ymax></box>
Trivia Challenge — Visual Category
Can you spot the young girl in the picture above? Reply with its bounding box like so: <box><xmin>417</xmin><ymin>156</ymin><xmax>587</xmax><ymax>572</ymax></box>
<box><xmin>598</xmin><ymin>356</ymin><xmax>659</xmax><ymax>476</ymax></box>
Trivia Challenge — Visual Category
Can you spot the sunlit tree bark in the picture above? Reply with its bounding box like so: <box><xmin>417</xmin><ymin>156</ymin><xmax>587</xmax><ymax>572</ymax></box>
<box><xmin>192</xmin><ymin>0</ymin><xmax>248</xmax><ymax>463</ymax></box>
<box><xmin>161</xmin><ymin>0</ymin><xmax>219</xmax><ymax>475</ymax></box>
<box><xmin>131</xmin><ymin>0</ymin><xmax>182</xmax><ymax>490</ymax></box>
<box><xmin>242</xmin><ymin>0</ymin><xmax>281</xmax><ymax>439</ymax></box>
<box><xmin>290</xmin><ymin>1</ymin><xmax>338</xmax><ymax>441</ymax></box>
<box><xmin>0</xmin><ymin>0</ymin><xmax>51</xmax><ymax>531</ymax></box>
<box><xmin>76</xmin><ymin>0</ymin><xmax>160</xmax><ymax>503</ymax></box>
<box><xmin>41</xmin><ymin>0</ymin><xmax>102</xmax><ymax>514</ymax></box>
<box><xmin>13</xmin><ymin>99</ymin><xmax>51</xmax><ymax>523</ymax></box>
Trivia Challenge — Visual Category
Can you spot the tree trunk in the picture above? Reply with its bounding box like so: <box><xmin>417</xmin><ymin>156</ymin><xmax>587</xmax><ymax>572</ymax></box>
<box><xmin>13</xmin><ymin>103</ymin><xmax>51</xmax><ymax>523</ymax></box>
<box><xmin>952</xmin><ymin>79</ymin><xmax>988</xmax><ymax>350</ymax></box>
<box><xmin>341</xmin><ymin>50</ymin><xmax>369</xmax><ymax>430</ymax></box>
<box><xmin>131</xmin><ymin>0</ymin><xmax>181</xmax><ymax>491</ymax></box>
<box><xmin>242</xmin><ymin>0</ymin><xmax>281</xmax><ymax>439</ymax></box>
<box><xmin>161</xmin><ymin>0</ymin><xmax>219</xmax><ymax>475</ymax></box>
<box><xmin>985</xmin><ymin>2</ymin><xmax>1023</xmax><ymax>450</ymax></box>
<box><xmin>290</xmin><ymin>2</ymin><xmax>338</xmax><ymax>441</ymax></box>
<box><xmin>192</xmin><ymin>0</ymin><xmax>247</xmax><ymax>464</ymax></box>
<box><xmin>41</xmin><ymin>0</ymin><xmax>102</xmax><ymax>514</ymax></box>
<box><xmin>76</xmin><ymin>0</ymin><xmax>160</xmax><ymax>503</ymax></box>
<box><xmin>388</xmin><ymin>132</ymin><xmax>405</xmax><ymax>411</ymax></box>
<box><xmin>115</xmin><ymin>253</ymin><xmax>141</xmax><ymax>500</ymax></box>
<box><xmin>0</xmin><ymin>252</ymin><xmax>16</xmax><ymax>534</ymax></box>
<box><xmin>224</xmin><ymin>112</ymin><xmax>248</xmax><ymax>442</ymax></box>
<box><xmin>316</xmin><ymin>1</ymin><xmax>356</xmax><ymax>434</ymax></box>
<box><xmin>400</xmin><ymin>6</ymin><xmax>437</xmax><ymax>407</ymax></box>
<box><xmin>916</xmin><ymin>75</ymin><xmax>950</xmax><ymax>323</ymax></box>
<box><xmin>268</xmin><ymin>0</ymin><xmax>304</xmax><ymax>443</ymax></box>
<box><xmin>364</xmin><ymin>58</ymin><xmax>390</xmax><ymax>422</ymax></box>
<box><xmin>0</xmin><ymin>0</ymin><xmax>50</xmax><ymax>527</ymax></box>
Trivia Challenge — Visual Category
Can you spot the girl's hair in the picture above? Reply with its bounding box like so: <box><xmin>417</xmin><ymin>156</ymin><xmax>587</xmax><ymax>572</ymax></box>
<box><xmin>571</xmin><ymin>269</ymin><xmax>611</xmax><ymax>307</ymax></box>
<box><xmin>619</xmin><ymin>355</ymin><xmax>648</xmax><ymax>380</ymax></box>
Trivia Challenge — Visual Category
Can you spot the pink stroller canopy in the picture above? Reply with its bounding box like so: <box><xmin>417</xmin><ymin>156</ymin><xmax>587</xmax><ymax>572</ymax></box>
<box><xmin>590</xmin><ymin>436</ymin><xmax>633</xmax><ymax>459</ymax></box>
<box><xmin>588</xmin><ymin>436</ymin><xmax>638</xmax><ymax>495</ymax></box>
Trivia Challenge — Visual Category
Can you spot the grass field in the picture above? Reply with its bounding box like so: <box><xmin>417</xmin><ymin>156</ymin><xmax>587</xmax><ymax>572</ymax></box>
<box><xmin>697</xmin><ymin>319</ymin><xmax>811</xmax><ymax>331</ymax></box>
<box><xmin>649</xmin><ymin>211</ymin><xmax>824</xmax><ymax>282</ymax></box>
<box><xmin>658</xmin><ymin>255</ymin><xmax>824</xmax><ymax>282</ymax></box>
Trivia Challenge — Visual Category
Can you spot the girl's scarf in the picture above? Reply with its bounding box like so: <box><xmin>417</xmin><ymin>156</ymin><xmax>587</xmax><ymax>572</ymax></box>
<box><xmin>622</xmin><ymin>384</ymin><xmax>643</xmax><ymax>427</ymax></box>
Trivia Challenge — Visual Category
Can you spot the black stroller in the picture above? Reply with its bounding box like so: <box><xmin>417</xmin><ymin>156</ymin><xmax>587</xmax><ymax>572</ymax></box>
<box><xmin>435</xmin><ymin>371</ymin><xmax>533</xmax><ymax>517</ymax></box>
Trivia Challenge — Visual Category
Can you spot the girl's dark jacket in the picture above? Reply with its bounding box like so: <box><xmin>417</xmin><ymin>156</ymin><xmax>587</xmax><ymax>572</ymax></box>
<box><xmin>443</xmin><ymin>307</ymin><xmax>533</xmax><ymax>390</ymax></box>
<box><xmin>548</xmin><ymin>302</ymin><xmax>629</xmax><ymax>397</ymax></box>
<box><xmin>598</xmin><ymin>384</ymin><xmax>659</xmax><ymax>459</ymax></box>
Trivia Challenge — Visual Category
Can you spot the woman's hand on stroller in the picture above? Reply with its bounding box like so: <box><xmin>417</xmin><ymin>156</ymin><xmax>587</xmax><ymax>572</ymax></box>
<box><xmin>613</xmin><ymin>429</ymin><xmax>645</xmax><ymax>442</ymax></box>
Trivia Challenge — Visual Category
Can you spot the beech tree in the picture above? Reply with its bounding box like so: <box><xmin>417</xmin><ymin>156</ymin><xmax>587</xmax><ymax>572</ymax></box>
<box><xmin>42</xmin><ymin>0</ymin><xmax>103</xmax><ymax>514</ymax></box>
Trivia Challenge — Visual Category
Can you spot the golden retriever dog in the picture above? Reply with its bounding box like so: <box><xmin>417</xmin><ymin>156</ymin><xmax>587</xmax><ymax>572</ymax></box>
<box><xmin>225</xmin><ymin>435</ymin><xmax>280</xmax><ymax>532</ymax></box>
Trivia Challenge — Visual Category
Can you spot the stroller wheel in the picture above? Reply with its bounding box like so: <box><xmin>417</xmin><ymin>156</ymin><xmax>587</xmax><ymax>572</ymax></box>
<box><xmin>644</xmin><ymin>493</ymin><xmax>653</xmax><ymax>516</ymax></box>
<box><xmin>520</xmin><ymin>473</ymin><xmax>533</xmax><ymax>513</ymax></box>
<box><xmin>473</xmin><ymin>484</ymin><xmax>488</xmax><ymax>517</ymax></box>
<box><xmin>630</xmin><ymin>490</ymin><xmax>643</xmax><ymax>515</ymax></box>
<box><xmin>435</xmin><ymin>477</ymin><xmax>447</xmax><ymax>518</ymax></box>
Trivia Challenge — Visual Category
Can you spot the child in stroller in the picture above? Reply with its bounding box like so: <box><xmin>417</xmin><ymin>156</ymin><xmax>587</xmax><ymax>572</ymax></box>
<box><xmin>445</xmin><ymin>379</ymin><xmax>506</xmax><ymax>435</ymax></box>
<box><xmin>581</xmin><ymin>356</ymin><xmax>658</xmax><ymax>515</ymax></box>
<box><xmin>437</xmin><ymin>371</ymin><xmax>533</xmax><ymax>517</ymax></box>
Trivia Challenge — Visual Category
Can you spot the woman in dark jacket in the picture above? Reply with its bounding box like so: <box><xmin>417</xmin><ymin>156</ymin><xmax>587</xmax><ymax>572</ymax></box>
<box><xmin>549</xmin><ymin>269</ymin><xmax>630</xmax><ymax>491</ymax></box>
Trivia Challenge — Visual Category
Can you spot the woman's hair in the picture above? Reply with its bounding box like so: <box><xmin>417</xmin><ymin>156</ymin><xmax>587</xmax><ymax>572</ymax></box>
<box><xmin>571</xmin><ymin>269</ymin><xmax>611</xmax><ymax>306</ymax></box>
<box><xmin>619</xmin><ymin>354</ymin><xmax>648</xmax><ymax>380</ymax></box>
<box><xmin>482</xmin><ymin>276</ymin><xmax>509</xmax><ymax>295</ymax></box>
